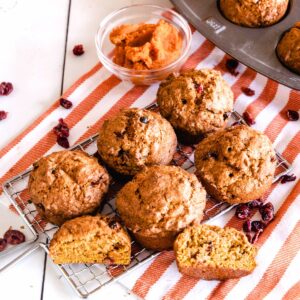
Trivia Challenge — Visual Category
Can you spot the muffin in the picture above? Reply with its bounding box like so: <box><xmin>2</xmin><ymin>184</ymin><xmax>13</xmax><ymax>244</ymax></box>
<box><xmin>194</xmin><ymin>125</ymin><xmax>276</xmax><ymax>204</ymax></box>
<box><xmin>97</xmin><ymin>108</ymin><xmax>177</xmax><ymax>176</ymax></box>
<box><xmin>174</xmin><ymin>224</ymin><xmax>257</xmax><ymax>280</ymax></box>
<box><xmin>116</xmin><ymin>165</ymin><xmax>206</xmax><ymax>250</ymax></box>
<box><xmin>219</xmin><ymin>0</ymin><xmax>289</xmax><ymax>27</ymax></box>
<box><xmin>28</xmin><ymin>150</ymin><xmax>110</xmax><ymax>225</ymax></box>
<box><xmin>277</xmin><ymin>22</ymin><xmax>300</xmax><ymax>74</ymax></box>
<box><xmin>49</xmin><ymin>215</ymin><xmax>131</xmax><ymax>265</ymax></box>
<box><xmin>157</xmin><ymin>69</ymin><xmax>233</xmax><ymax>144</ymax></box>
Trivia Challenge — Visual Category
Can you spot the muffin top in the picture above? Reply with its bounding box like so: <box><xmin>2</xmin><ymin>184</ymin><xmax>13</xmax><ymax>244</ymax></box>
<box><xmin>220</xmin><ymin>0</ymin><xmax>289</xmax><ymax>27</ymax></box>
<box><xmin>116</xmin><ymin>165</ymin><xmax>206</xmax><ymax>236</ymax></box>
<box><xmin>157</xmin><ymin>69</ymin><xmax>233</xmax><ymax>136</ymax></box>
<box><xmin>277</xmin><ymin>22</ymin><xmax>300</xmax><ymax>74</ymax></box>
<box><xmin>97</xmin><ymin>108</ymin><xmax>177</xmax><ymax>176</ymax></box>
<box><xmin>194</xmin><ymin>125</ymin><xmax>276</xmax><ymax>204</ymax></box>
<box><xmin>28</xmin><ymin>150</ymin><xmax>110</xmax><ymax>225</ymax></box>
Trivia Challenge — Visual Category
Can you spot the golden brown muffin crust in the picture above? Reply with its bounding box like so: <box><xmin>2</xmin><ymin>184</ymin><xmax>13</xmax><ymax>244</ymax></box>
<box><xmin>194</xmin><ymin>125</ymin><xmax>276</xmax><ymax>204</ymax></box>
<box><xmin>49</xmin><ymin>215</ymin><xmax>131</xmax><ymax>265</ymax></box>
<box><xmin>116</xmin><ymin>165</ymin><xmax>206</xmax><ymax>250</ymax></box>
<box><xmin>97</xmin><ymin>108</ymin><xmax>177</xmax><ymax>176</ymax></box>
<box><xmin>157</xmin><ymin>69</ymin><xmax>233</xmax><ymax>140</ymax></box>
<box><xmin>28</xmin><ymin>150</ymin><xmax>110</xmax><ymax>225</ymax></box>
<box><xmin>220</xmin><ymin>0</ymin><xmax>289</xmax><ymax>27</ymax></box>
<box><xmin>277</xmin><ymin>22</ymin><xmax>300</xmax><ymax>74</ymax></box>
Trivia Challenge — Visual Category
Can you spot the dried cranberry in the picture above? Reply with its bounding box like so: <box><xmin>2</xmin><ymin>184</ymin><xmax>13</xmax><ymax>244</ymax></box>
<box><xmin>251</xmin><ymin>229</ymin><xmax>263</xmax><ymax>244</ymax></box>
<box><xmin>223</xmin><ymin>112</ymin><xmax>231</xmax><ymax>120</ymax></box>
<box><xmin>53</xmin><ymin>118</ymin><xmax>69</xmax><ymax>138</ymax></box>
<box><xmin>108</xmin><ymin>220</ymin><xmax>120</xmax><ymax>230</ymax></box>
<box><xmin>286</xmin><ymin>110</ymin><xmax>299</xmax><ymax>121</ymax></box>
<box><xmin>139</xmin><ymin>116</ymin><xmax>148</xmax><ymax>124</ymax></box>
<box><xmin>226</xmin><ymin>59</ymin><xmax>239</xmax><ymax>76</ymax></box>
<box><xmin>0</xmin><ymin>238</ymin><xmax>7</xmax><ymax>251</ymax></box>
<box><xmin>0</xmin><ymin>82</ymin><xmax>13</xmax><ymax>96</ymax></box>
<box><xmin>0</xmin><ymin>110</ymin><xmax>8</xmax><ymax>120</ymax></box>
<box><xmin>280</xmin><ymin>174</ymin><xmax>297</xmax><ymax>184</ymax></box>
<box><xmin>241</xmin><ymin>87</ymin><xmax>255</xmax><ymax>96</ymax></box>
<box><xmin>243</xmin><ymin>220</ymin><xmax>252</xmax><ymax>232</ymax></box>
<box><xmin>194</xmin><ymin>83</ymin><xmax>203</xmax><ymax>94</ymax></box>
<box><xmin>57</xmin><ymin>136</ymin><xmax>70</xmax><ymax>149</ymax></box>
<box><xmin>203</xmin><ymin>151</ymin><xmax>218</xmax><ymax>160</ymax></box>
<box><xmin>4</xmin><ymin>229</ymin><xmax>25</xmax><ymax>245</ymax></box>
<box><xmin>235</xmin><ymin>204</ymin><xmax>251</xmax><ymax>220</ymax></box>
<box><xmin>248</xmin><ymin>199</ymin><xmax>263</xmax><ymax>209</ymax></box>
<box><xmin>251</xmin><ymin>220</ymin><xmax>265</xmax><ymax>232</ymax></box>
<box><xmin>243</xmin><ymin>111</ymin><xmax>256</xmax><ymax>125</ymax></box>
<box><xmin>259</xmin><ymin>202</ymin><xmax>274</xmax><ymax>224</ymax></box>
<box><xmin>73</xmin><ymin>44</ymin><xmax>84</xmax><ymax>56</ymax></box>
<box><xmin>59</xmin><ymin>98</ymin><xmax>73</xmax><ymax>109</ymax></box>
<box><xmin>181</xmin><ymin>99</ymin><xmax>187</xmax><ymax>104</ymax></box>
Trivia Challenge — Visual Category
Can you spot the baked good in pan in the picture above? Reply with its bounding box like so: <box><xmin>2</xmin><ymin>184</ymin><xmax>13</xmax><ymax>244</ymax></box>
<box><xmin>116</xmin><ymin>165</ymin><xmax>206</xmax><ymax>250</ymax></box>
<box><xmin>97</xmin><ymin>108</ymin><xmax>177</xmax><ymax>176</ymax></box>
<box><xmin>277</xmin><ymin>22</ymin><xmax>300</xmax><ymax>74</ymax></box>
<box><xmin>28</xmin><ymin>150</ymin><xmax>110</xmax><ymax>225</ymax></box>
<box><xmin>194</xmin><ymin>125</ymin><xmax>276</xmax><ymax>204</ymax></box>
<box><xmin>49</xmin><ymin>215</ymin><xmax>131</xmax><ymax>265</ymax></box>
<box><xmin>157</xmin><ymin>69</ymin><xmax>233</xmax><ymax>144</ymax></box>
<box><xmin>174</xmin><ymin>224</ymin><xmax>257</xmax><ymax>280</ymax></box>
<box><xmin>219</xmin><ymin>0</ymin><xmax>289</xmax><ymax>27</ymax></box>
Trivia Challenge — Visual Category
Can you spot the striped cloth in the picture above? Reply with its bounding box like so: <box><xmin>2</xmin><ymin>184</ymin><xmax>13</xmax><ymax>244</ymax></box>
<box><xmin>1</xmin><ymin>27</ymin><xmax>299</xmax><ymax>300</ymax></box>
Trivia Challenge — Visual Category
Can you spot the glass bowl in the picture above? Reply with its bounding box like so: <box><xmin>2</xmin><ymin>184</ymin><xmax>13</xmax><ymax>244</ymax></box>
<box><xmin>95</xmin><ymin>4</ymin><xmax>192</xmax><ymax>85</ymax></box>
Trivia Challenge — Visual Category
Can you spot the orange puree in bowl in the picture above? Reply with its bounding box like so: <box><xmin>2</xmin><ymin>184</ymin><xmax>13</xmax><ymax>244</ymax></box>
<box><xmin>109</xmin><ymin>19</ymin><xmax>183</xmax><ymax>70</ymax></box>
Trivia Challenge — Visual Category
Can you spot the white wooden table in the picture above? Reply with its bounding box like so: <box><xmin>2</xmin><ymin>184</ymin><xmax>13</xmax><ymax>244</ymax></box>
<box><xmin>0</xmin><ymin>1</ymin><xmax>171</xmax><ymax>299</ymax></box>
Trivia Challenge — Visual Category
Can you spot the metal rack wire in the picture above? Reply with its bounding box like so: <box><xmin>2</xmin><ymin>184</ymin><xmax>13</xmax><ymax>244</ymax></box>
<box><xmin>2</xmin><ymin>104</ymin><xmax>293</xmax><ymax>298</ymax></box>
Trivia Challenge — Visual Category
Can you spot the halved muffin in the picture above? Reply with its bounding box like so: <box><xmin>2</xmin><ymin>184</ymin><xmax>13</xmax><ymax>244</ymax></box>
<box><xmin>174</xmin><ymin>224</ymin><xmax>257</xmax><ymax>280</ymax></box>
<box><xmin>49</xmin><ymin>215</ymin><xmax>131</xmax><ymax>265</ymax></box>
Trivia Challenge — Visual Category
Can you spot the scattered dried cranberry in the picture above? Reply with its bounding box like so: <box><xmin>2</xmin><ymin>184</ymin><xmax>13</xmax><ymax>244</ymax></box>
<box><xmin>251</xmin><ymin>220</ymin><xmax>265</xmax><ymax>232</ymax></box>
<box><xmin>243</xmin><ymin>111</ymin><xmax>256</xmax><ymax>125</ymax></box>
<box><xmin>259</xmin><ymin>202</ymin><xmax>274</xmax><ymax>224</ymax></box>
<box><xmin>4</xmin><ymin>229</ymin><xmax>25</xmax><ymax>245</ymax></box>
<box><xmin>248</xmin><ymin>199</ymin><xmax>263</xmax><ymax>209</ymax></box>
<box><xmin>0</xmin><ymin>82</ymin><xmax>13</xmax><ymax>96</ymax></box>
<box><xmin>73</xmin><ymin>44</ymin><xmax>84</xmax><ymax>56</ymax></box>
<box><xmin>57</xmin><ymin>136</ymin><xmax>70</xmax><ymax>149</ymax></box>
<box><xmin>59</xmin><ymin>98</ymin><xmax>73</xmax><ymax>109</ymax></box>
<box><xmin>280</xmin><ymin>174</ymin><xmax>297</xmax><ymax>184</ymax></box>
<box><xmin>194</xmin><ymin>83</ymin><xmax>203</xmax><ymax>94</ymax></box>
<box><xmin>235</xmin><ymin>204</ymin><xmax>251</xmax><ymax>220</ymax></box>
<box><xmin>139</xmin><ymin>116</ymin><xmax>148</xmax><ymax>124</ymax></box>
<box><xmin>0</xmin><ymin>238</ymin><xmax>7</xmax><ymax>251</ymax></box>
<box><xmin>226</xmin><ymin>59</ymin><xmax>239</xmax><ymax>76</ymax></box>
<box><xmin>108</xmin><ymin>220</ymin><xmax>120</xmax><ymax>230</ymax></box>
<box><xmin>53</xmin><ymin>118</ymin><xmax>69</xmax><ymax>137</ymax></box>
<box><xmin>251</xmin><ymin>229</ymin><xmax>263</xmax><ymax>244</ymax></box>
<box><xmin>243</xmin><ymin>220</ymin><xmax>252</xmax><ymax>232</ymax></box>
<box><xmin>223</xmin><ymin>112</ymin><xmax>231</xmax><ymax>120</ymax></box>
<box><xmin>286</xmin><ymin>110</ymin><xmax>299</xmax><ymax>121</ymax></box>
<box><xmin>0</xmin><ymin>110</ymin><xmax>8</xmax><ymax>121</ymax></box>
<box><xmin>241</xmin><ymin>87</ymin><xmax>255</xmax><ymax>96</ymax></box>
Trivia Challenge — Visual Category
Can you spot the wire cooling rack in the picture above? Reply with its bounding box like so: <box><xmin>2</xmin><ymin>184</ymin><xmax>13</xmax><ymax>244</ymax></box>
<box><xmin>2</xmin><ymin>104</ymin><xmax>293</xmax><ymax>298</ymax></box>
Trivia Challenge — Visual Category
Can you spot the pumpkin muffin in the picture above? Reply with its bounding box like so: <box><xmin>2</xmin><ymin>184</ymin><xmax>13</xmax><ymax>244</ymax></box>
<box><xmin>194</xmin><ymin>125</ymin><xmax>276</xmax><ymax>204</ymax></box>
<box><xmin>116</xmin><ymin>165</ymin><xmax>206</xmax><ymax>250</ymax></box>
<box><xmin>49</xmin><ymin>215</ymin><xmax>131</xmax><ymax>265</ymax></box>
<box><xmin>97</xmin><ymin>108</ymin><xmax>177</xmax><ymax>176</ymax></box>
<box><xmin>174</xmin><ymin>224</ymin><xmax>257</xmax><ymax>280</ymax></box>
<box><xmin>277</xmin><ymin>22</ymin><xmax>300</xmax><ymax>74</ymax></box>
<box><xmin>28</xmin><ymin>150</ymin><xmax>110</xmax><ymax>225</ymax></box>
<box><xmin>219</xmin><ymin>0</ymin><xmax>289</xmax><ymax>27</ymax></box>
<box><xmin>157</xmin><ymin>69</ymin><xmax>233</xmax><ymax>144</ymax></box>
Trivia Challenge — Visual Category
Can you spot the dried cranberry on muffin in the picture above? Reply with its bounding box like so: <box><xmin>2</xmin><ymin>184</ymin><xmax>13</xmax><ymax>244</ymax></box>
<box><xmin>97</xmin><ymin>108</ymin><xmax>177</xmax><ymax>176</ymax></box>
<box><xmin>28</xmin><ymin>150</ymin><xmax>110</xmax><ymax>225</ymax></box>
<box><xmin>220</xmin><ymin>0</ymin><xmax>289</xmax><ymax>27</ymax></box>
<box><xmin>194</xmin><ymin>125</ymin><xmax>276</xmax><ymax>204</ymax></box>
<box><xmin>277</xmin><ymin>22</ymin><xmax>300</xmax><ymax>74</ymax></box>
<box><xmin>116</xmin><ymin>165</ymin><xmax>206</xmax><ymax>250</ymax></box>
<box><xmin>157</xmin><ymin>69</ymin><xmax>233</xmax><ymax>144</ymax></box>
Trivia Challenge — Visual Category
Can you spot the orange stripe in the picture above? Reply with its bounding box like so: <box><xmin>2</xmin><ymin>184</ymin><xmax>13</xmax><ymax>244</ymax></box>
<box><xmin>131</xmin><ymin>251</ymin><xmax>175</xmax><ymax>298</ymax></box>
<box><xmin>0</xmin><ymin>75</ymin><xmax>120</xmax><ymax>185</ymax></box>
<box><xmin>246</xmin><ymin>221</ymin><xmax>300</xmax><ymax>300</ymax></box>
<box><xmin>265</xmin><ymin>90</ymin><xmax>300</xmax><ymax>142</ymax></box>
<box><xmin>244</xmin><ymin>79</ymin><xmax>278</xmax><ymax>119</ymax></box>
<box><xmin>282</xmin><ymin>281</ymin><xmax>300</xmax><ymax>300</ymax></box>
<box><xmin>0</xmin><ymin>63</ymin><xmax>101</xmax><ymax>158</ymax></box>
<box><xmin>163</xmin><ymin>276</ymin><xmax>199</xmax><ymax>300</ymax></box>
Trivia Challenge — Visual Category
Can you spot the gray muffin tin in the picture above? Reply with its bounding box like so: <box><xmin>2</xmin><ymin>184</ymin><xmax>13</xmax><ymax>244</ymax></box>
<box><xmin>171</xmin><ymin>0</ymin><xmax>300</xmax><ymax>90</ymax></box>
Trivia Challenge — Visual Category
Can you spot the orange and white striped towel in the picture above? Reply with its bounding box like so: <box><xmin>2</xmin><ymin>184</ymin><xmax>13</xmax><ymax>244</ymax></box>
<box><xmin>0</xmin><ymin>26</ymin><xmax>299</xmax><ymax>300</ymax></box>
